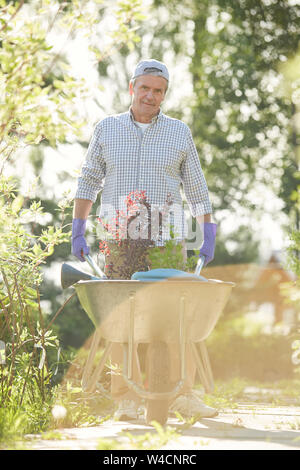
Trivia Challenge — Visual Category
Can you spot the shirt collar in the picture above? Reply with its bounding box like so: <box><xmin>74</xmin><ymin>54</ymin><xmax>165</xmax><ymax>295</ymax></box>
<box><xmin>129</xmin><ymin>107</ymin><xmax>163</xmax><ymax>124</ymax></box>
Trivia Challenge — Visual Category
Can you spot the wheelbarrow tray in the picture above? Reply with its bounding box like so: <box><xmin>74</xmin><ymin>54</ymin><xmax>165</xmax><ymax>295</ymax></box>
<box><xmin>75</xmin><ymin>278</ymin><xmax>234</xmax><ymax>343</ymax></box>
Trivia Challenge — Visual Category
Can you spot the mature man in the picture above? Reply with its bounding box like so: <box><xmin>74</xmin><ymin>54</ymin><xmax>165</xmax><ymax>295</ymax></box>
<box><xmin>72</xmin><ymin>59</ymin><xmax>217</xmax><ymax>420</ymax></box>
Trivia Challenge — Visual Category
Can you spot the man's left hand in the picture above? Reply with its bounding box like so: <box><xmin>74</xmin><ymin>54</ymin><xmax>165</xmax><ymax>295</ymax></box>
<box><xmin>199</xmin><ymin>222</ymin><xmax>217</xmax><ymax>266</ymax></box>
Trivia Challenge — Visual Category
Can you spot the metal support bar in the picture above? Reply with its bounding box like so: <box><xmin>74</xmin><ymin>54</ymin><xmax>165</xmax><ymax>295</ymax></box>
<box><xmin>128</xmin><ymin>293</ymin><xmax>135</xmax><ymax>380</ymax></box>
<box><xmin>82</xmin><ymin>341</ymin><xmax>112</xmax><ymax>393</ymax></box>
<box><xmin>191</xmin><ymin>342</ymin><xmax>214</xmax><ymax>393</ymax></box>
<box><xmin>82</xmin><ymin>329</ymin><xmax>102</xmax><ymax>391</ymax></box>
<box><xmin>198</xmin><ymin>341</ymin><xmax>214</xmax><ymax>391</ymax></box>
<box><xmin>179</xmin><ymin>295</ymin><xmax>186</xmax><ymax>382</ymax></box>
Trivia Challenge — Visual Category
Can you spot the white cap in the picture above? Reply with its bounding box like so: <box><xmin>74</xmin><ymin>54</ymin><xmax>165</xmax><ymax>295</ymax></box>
<box><xmin>131</xmin><ymin>59</ymin><xmax>169</xmax><ymax>82</ymax></box>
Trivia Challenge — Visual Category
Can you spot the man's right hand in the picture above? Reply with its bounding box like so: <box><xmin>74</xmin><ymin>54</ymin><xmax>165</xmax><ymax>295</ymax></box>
<box><xmin>71</xmin><ymin>218</ymin><xmax>90</xmax><ymax>261</ymax></box>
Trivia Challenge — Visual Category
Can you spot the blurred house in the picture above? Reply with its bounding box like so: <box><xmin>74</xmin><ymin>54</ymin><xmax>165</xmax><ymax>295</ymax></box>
<box><xmin>202</xmin><ymin>251</ymin><xmax>298</xmax><ymax>327</ymax></box>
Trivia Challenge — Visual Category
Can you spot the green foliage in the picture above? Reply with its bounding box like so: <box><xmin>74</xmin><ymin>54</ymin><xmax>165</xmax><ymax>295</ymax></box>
<box><xmin>0</xmin><ymin>177</ymin><xmax>72</xmax><ymax>441</ymax></box>
<box><xmin>286</xmin><ymin>230</ymin><xmax>300</xmax><ymax>279</ymax></box>
<box><xmin>1</xmin><ymin>2</ymin><xmax>85</xmax><ymax>154</ymax></box>
<box><xmin>280</xmin><ymin>224</ymin><xmax>300</xmax><ymax>316</ymax></box>
<box><xmin>277</xmin><ymin>45</ymin><xmax>300</xmax><ymax>347</ymax></box>
<box><xmin>190</xmin><ymin>0</ymin><xmax>300</xmax><ymax>228</ymax></box>
<box><xmin>279</xmin><ymin>131</ymin><xmax>300</xmax><ymax>316</ymax></box>
<box><xmin>147</xmin><ymin>222</ymin><xmax>260</xmax><ymax>269</ymax></box>
<box><xmin>49</xmin><ymin>381</ymin><xmax>102</xmax><ymax>429</ymax></box>
<box><xmin>148</xmin><ymin>239</ymin><xmax>187</xmax><ymax>270</ymax></box>
<box><xmin>138</xmin><ymin>0</ymin><xmax>300</xmax><ymax>227</ymax></box>
<box><xmin>212</xmin><ymin>225</ymin><xmax>259</xmax><ymax>265</ymax></box>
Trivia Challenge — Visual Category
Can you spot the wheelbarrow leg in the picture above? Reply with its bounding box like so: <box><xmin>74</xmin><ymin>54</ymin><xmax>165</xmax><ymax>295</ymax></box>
<box><xmin>82</xmin><ymin>330</ymin><xmax>112</xmax><ymax>393</ymax></box>
<box><xmin>85</xmin><ymin>341</ymin><xmax>112</xmax><ymax>393</ymax></box>
<box><xmin>82</xmin><ymin>330</ymin><xmax>102</xmax><ymax>391</ymax></box>
<box><xmin>191</xmin><ymin>341</ymin><xmax>214</xmax><ymax>394</ymax></box>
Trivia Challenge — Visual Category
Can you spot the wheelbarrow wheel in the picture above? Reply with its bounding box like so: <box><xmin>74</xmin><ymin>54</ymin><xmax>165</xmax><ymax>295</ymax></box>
<box><xmin>146</xmin><ymin>341</ymin><xmax>170</xmax><ymax>426</ymax></box>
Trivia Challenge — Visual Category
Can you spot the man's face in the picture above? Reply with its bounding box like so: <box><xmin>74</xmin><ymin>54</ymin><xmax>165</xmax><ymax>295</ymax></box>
<box><xmin>129</xmin><ymin>74</ymin><xmax>167</xmax><ymax>122</ymax></box>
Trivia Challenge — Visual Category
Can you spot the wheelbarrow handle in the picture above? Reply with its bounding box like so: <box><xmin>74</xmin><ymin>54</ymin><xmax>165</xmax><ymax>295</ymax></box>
<box><xmin>84</xmin><ymin>254</ymin><xmax>107</xmax><ymax>279</ymax></box>
<box><xmin>194</xmin><ymin>255</ymin><xmax>206</xmax><ymax>276</ymax></box>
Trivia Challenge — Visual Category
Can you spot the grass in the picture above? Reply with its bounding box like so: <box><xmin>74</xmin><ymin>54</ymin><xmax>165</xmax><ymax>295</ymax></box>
<box><xmin>39</xmin><ymin>431</ymin><xmax>64</xmax><ymax>440</ymax></box>
<box><xmin>124</xmin><ymin>421</ymin><xmax>180</xmax><ymax>450</ymax></box>
<box><xmin>202</xmin><ymin>377</ymin><xmax>300</xmax><ymax>411</ymax></box>
<box><xmin>0</xmin><ymin>380</ymin><xmax>112</xmax><ymax>449</ymax></box>
<box><xmin>0</xmin><ymin>408</ymin><xmax>31</xmax><ymax>449</ymax></box>
<box><xmin>97</xmin><ymin>421</ymin><xmax>181</xmax><ymax>450</ymax></box>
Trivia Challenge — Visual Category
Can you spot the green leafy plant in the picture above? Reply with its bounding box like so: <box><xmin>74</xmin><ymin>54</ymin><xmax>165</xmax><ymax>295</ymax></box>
<box><xmin>147</xmin><ymin>237</ymin><xmax>187</xmax><ymax>271</ymax></box>
<box><xmin>49</xmin><ymin>382</ymin><xmax>102</xmax><ymax>429</ymax></box>
<box><xmin>0</xmin><ymin>179</ymin><xmax>72</xmax><ymax>442</ymax></box>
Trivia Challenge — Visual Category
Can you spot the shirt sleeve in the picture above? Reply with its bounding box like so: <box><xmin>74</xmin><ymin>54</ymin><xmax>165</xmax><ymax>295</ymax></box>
<box><xmin>180</xmin><ymin>127</ymin><xmax>212</xmax><ymax>217</ymax></box>
<box><xmin>75</xmin><ymin>122</ymin><xmax>106</xmax><ymax>202</ymax></box>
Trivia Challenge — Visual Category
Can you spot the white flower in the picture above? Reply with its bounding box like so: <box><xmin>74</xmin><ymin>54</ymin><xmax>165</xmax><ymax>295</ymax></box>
<box><xmin>51</xmin><ymin>405</ymin><xmax>67</xmax><ymax>420</ymax></box>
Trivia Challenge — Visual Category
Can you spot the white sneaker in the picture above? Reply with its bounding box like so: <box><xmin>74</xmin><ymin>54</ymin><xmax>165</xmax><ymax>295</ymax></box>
<box><xmin>114</xmin><ymin>399</ymin><xmax>139</xmax><ymax>421</ymax></box>
<box><xmin>169</xmin><ymin>393</ymin><xmax>218</xmax><ymax>418</ymax></box>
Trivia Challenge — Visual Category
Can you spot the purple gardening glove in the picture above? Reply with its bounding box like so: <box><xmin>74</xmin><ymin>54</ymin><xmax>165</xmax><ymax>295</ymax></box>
<box><xmin>199</xmin><ymin>222</ymin><xmax>217</xmax><ymax>266</ymax></box>
<box><xmin>71</xmin><ymin>218</ymin><xmax>90</xmax><ymax>262</ymax></box>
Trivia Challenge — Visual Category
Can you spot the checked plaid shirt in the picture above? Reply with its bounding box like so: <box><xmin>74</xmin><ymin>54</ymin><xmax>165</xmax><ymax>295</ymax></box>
<box><xmin>75</xmin><ymin>108</ymin><xmax>212</xmax><ymax>245</ymax></box>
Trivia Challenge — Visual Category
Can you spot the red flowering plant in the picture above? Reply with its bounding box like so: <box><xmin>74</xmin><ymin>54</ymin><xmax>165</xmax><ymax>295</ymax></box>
<box><xmin>98</xmin><ymin>191</ymin><xmax>174</xmax><ymax>279</ymax></box>
<box><xmin>98</xmin><ymin>191</ymin><xmax>153</xmax><ymax>279</ymax></box>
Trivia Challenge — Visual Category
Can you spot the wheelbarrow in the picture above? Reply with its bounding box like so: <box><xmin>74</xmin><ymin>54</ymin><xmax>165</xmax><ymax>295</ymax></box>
<box><xmin>61</xmin><ymin>256</ymin><xmax>235</xmax><ymax>425</ymax></box>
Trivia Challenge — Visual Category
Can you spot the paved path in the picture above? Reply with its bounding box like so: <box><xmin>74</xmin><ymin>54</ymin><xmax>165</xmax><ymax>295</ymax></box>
<box><xmin>26</xmin><ymin>404</ymin><xmax>300</xmax><ymax>451</ymax></box>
